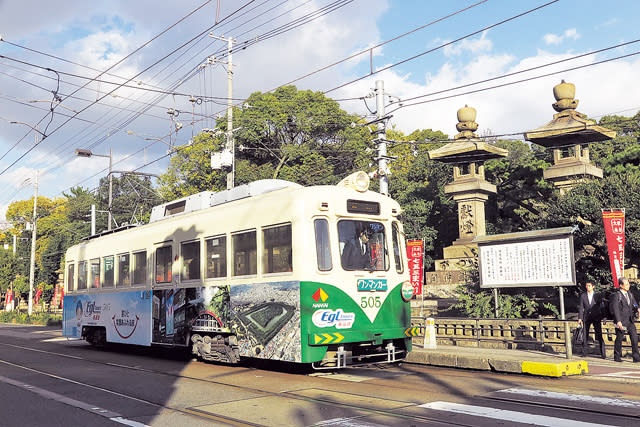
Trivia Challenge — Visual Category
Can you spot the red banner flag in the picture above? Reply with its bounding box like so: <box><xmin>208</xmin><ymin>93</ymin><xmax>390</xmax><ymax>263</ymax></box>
<box><xmin>60</xmin><ymin>287</ymin><xmax>64</xmax><ymax>309</ymax></box>
<box><xmin>5</xmin><ymin>290</ymin><xmax>13</xmax><ymax>312</ymax></box>
<box><xmin>52</xmin><ymin>284</ymin><xmax>58</xmax><ymax>308</ymax></box>
<box><xmin>406</xmin><ymin>240</ymin><xmax>424</xmax><ymax>296</ymax></box>
<box><xmin>34</xmin><ymin>288</ymin><xmax>43</xmax><ymax>305</ymax></box>
<box><xmin>602</xmin><ymin>210</ymin><xmax>625</xmax><ymax>288</ymax></box>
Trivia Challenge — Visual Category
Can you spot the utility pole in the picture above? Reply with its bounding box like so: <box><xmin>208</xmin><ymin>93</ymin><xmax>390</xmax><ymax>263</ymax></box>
<box><xmin>28</xmin><ymin>170</ymin><xmax>38</xmax><ymax>316</ymax></box>
<box><xmin>210</xmin><ymin>34</ymin><xmax>235</xmax><ymax>189</ymax></box>
<box><xmin>375</xmin><ymin>80</ymin><xmax>389</xmax><ymax>195</ymax></box>
<box><xmin>108</xmin><ymin>147</ymin><xmax>113</xmax><ymax>231</ymax></box>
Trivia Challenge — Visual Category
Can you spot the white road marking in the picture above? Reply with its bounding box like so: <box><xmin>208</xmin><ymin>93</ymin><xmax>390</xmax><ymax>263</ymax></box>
<box><xmin>2</xmin><ymin>342</ymin><xmax>84</xmax><ymax>359</ymax></box>
<box><xmin>110</xmin><ymin>417</ymin><xmax>150</xmax><ymax>426</ymax></box>
<box><xmin>420</xmin><ymin>401</ymin><xmax>612</xmax><ymax>427</ymax></box>
<box><xmin>308</xmin><ymin>372</ymin><xmax>375</xmax><ymax>382</ymax></box>
<box><xmin>497</xmin><ymin>388</ymin><xmax>640</xmax><ymax>408</ymax></box>
<box><xmin>314</xmin><ymin>417</ymin><xmax>384</xmax><ymax>426</ymax></box>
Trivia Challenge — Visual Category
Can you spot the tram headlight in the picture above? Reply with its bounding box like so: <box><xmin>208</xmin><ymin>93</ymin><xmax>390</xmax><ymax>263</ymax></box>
<box><xmin>338</xmin><ymin>171</ymin><xmax>370</xmax><ymax>192</ymax></box>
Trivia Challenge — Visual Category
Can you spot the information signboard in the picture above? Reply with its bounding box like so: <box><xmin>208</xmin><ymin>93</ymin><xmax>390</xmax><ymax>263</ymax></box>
<box><xmin>474</xmin><ymin>227</ymin><xmax>576</xmax><ymax>289</ymax></box>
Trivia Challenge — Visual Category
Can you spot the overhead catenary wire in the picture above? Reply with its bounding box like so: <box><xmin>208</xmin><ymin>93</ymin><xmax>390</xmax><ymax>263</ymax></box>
<box><xmin>0</xmin><ymin>0</ymin><xmax>259</xmax><ymax>176</ymax></box>
<box><xmin>2</xmin><ymin>0</ymin><xmax>636</xmax><ymax>213</ymax></box>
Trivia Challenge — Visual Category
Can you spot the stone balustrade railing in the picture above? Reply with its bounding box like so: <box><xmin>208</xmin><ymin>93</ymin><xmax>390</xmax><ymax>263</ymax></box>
<box><xmin>411</xmin><ymin>316</ymin><xmax>640</xmax><ymax>355</ymax></box>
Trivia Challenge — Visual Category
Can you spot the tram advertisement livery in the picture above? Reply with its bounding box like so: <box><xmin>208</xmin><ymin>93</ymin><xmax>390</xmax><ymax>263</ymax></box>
<box><xmin>63</xmin><ymin>291</ymin><xmax>152</xmax><ymax>345</ymax></box>
<box><xmin>62</xmin><ymin>173</ymin><xmax>412</xmax><ymax>367</ymax></box>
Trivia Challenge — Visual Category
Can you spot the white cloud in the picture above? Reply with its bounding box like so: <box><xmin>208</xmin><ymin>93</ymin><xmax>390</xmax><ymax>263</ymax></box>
<box><xmin>544</xmin><ymin>33</ymin><xmax>563</xmax><ymax>45</ymax></box>
<box><xmin>337</xmin><ymin>48</ymin><xmax>640</xmax><ymax>143</ymax></box>
<box><xmin>443</xmin><ymin>31</ymin><xmax>492</xmax><ymax>56</ymax></box>
<box><xmin>544</xmin><ymin>28</ymin><xmax>580</xmax><ymax>45</ymax></box>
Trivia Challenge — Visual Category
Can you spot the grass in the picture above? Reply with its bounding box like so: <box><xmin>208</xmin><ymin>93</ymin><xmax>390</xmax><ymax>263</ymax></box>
<box><xmin>0</xmin><ymin>311</ymin><xmax>62</xmax><ymax>327</ymax></box>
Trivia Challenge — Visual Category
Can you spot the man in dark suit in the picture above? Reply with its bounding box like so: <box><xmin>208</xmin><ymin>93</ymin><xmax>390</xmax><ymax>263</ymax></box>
<box><xmin>341</xmin><ymin>228</ymin><xmax>371</xmax><ymax>270</ymax></box>
<box><xmin>578</xmin><ymin>282</ymin><xmax>605</xmax><ymax>358</ymax></box>
<box><xmin>612</xmin><ymin>277</ymin><xmax>640</xmax><ymax>362</ymax></box>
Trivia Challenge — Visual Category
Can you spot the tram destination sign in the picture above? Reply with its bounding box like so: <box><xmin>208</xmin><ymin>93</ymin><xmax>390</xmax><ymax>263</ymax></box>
<box><xmin>474</xmin><ymin>227</ymin><xmax>576</xmax><ymax>289</ymax></box>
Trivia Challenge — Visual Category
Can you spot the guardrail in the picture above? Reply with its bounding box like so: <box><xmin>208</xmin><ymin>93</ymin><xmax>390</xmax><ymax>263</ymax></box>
<box><xmin>410</xmin><ymin>316</ymin><xmax>640</xmax><ymax>356</ymax></box>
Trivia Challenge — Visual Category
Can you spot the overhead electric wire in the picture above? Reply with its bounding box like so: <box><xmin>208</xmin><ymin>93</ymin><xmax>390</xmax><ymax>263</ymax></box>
<box><xmin>262</xmin><ymin>0</ymin><xmax>489</xmax><ymax>93</ymax></box>
<box><xmin>0</xmin><ymin>0</ymin><xmax>259</xmax><ymax>177</ymax></box>
<box><xmin>386</xmin><ymin>38</ymin><xmax>640</xmax><ymax>110</ymax></box>
<box><xmin>324</xmin><ymin>0</ymin><xmax>560</xmax><ymax>94</ymax></box>
<box><xmin>386</xmin><ymin>48</ymin><xmax>640</xmax><ymax>115</ymax></box>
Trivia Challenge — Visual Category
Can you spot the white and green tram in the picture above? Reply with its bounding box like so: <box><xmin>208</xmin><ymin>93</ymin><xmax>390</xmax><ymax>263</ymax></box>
<box><xmin>63</xmin><ymin>172</ymin><xmax>413</xmax><ymax>368</ymax></box>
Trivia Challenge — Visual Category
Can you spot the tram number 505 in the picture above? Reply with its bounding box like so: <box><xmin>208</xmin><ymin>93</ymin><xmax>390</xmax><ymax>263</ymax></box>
<box><xmin>361</xmin><ymin>296</ymin><xmax>381</xmax><ymax>308</ymax></box>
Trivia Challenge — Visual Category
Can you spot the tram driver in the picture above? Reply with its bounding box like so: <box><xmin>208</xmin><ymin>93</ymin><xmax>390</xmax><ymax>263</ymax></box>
<box><xmin>341</xmin><ymin>224</ymin><xmax>372</xmax><ymax>270</ymax></box>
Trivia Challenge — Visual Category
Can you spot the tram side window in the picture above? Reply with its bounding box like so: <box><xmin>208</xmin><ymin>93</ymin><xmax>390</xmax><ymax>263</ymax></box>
<box><xmin>206</xmin><ymin>235</ymin><xmax>227</xmax><ymax>278</ymax></box>
<box><xmin>392</xmin><ymin>222</ymin><xmax>404</xmax><ymax>273</ymax></box>
<box><xmin>262</xmin><ymin>224</ymin><xmax>292</xmax><ymax>274</ymax></box>
<box><xmin>133</xmin><ymin>251</ymin><xmax>147</xmax><ymax>285</ymax></box>
<box><xmin>155</xmin><ymin>246</ymin><xmax>172</xmax><ymax>283</ymax></box>
<box><xmin>67</xmin><ymin>263</ymin><xmax>75</xmax><ymax>291</ymax></box>
<box><xmin>78</xmin><ymin>261</ymin><xmax>88</xmax><ymax>290</ymax></box>
<box><xmin>117</xmin><ymin>253</ymin><xmax>131</xmax><ymax>287</ymax></box>
<box><xmin>90</xmin><ymin>258</ymin><xmax>100</xmax><ymax>288</ymax></box>
<box><xmin>181</xmin><ymin>240</ymin><xmax>201</xmax><ymax>280</ymax></box>
<box><xmin>232</xmin><ymin>230</ymin><xmax>256</xmax><ymax>276</ymax></box>
<box><xmin>103</xmin><ymin>256</ymin><xmax>114</xmax><ymax>288</ymax></box>
<box><xmin>314</xmin><ymin>219</ymin><xmax>332</xmax><ymax>271</ymax></box>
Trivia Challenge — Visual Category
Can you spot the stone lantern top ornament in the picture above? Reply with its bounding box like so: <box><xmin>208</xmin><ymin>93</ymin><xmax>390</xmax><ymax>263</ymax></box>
<box><xmin>552</xmin><ymin>80</ymin><xmax>579</xmax><ymax>112</ymax></box>
<box><xmin>429</xmin><ymin>104</ymin><xmax>507</xmax><ymax>164</ymax></box>
<box><xmin>525</xmin><ymin>80</ymin><xmax>615</xmax><ymax>147</ymax></box>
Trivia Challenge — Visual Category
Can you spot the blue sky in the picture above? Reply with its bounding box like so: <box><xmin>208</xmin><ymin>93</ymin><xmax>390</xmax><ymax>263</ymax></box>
<box><xmin>0</xmin><ymin>0</ymin><xmax>639</xmax><ymax>222</ymax></box>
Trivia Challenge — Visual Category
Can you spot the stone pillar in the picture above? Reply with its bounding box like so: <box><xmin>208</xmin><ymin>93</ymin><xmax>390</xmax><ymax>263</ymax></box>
<box><xmin>428</xmin><ymin>105</ymin><xmax>507</xmax><ymax>271</ymax></box>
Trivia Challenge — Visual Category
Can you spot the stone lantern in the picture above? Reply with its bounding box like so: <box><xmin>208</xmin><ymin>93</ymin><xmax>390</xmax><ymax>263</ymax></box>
<box><xmin>524</xmin><ymin>80</ymin><xmax>616</xmax><ymax>193</ymax></box>
<box><xmin>429</xmin><ymin>105</ymin><xmax>507</xmax><ymax>271</ymax></box>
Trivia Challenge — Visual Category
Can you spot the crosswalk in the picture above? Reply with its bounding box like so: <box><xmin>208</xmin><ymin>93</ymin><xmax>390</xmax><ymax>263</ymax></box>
<box><xmin>418</xmin><ymin>387</ymin><xmax>640</xmax><ymax>426</ymax></box>
<box><xmin>420</xmin><ymin>401</ymin><xmax>612</xmax><ymax>427</ymax></box>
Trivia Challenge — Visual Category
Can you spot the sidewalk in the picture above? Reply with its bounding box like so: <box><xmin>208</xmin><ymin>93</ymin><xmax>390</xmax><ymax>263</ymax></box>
<box><xmin>406</xmin><ymin>344</ymin><xmax>640</xmax><ymax>379</ymax></box>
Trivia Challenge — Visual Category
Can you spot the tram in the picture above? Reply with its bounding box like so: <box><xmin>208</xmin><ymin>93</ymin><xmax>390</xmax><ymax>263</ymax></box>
<box><xmin>62</xmin><ymin>172</ymin><xmax>413</xmax><ymax>368</ymax></box>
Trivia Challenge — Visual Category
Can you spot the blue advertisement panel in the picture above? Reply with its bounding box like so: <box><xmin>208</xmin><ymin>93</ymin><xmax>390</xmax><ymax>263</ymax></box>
<box><xmin>63</xmin><ymin>291</ymin><xmax>152</xmax><ymax>346</ymax></box>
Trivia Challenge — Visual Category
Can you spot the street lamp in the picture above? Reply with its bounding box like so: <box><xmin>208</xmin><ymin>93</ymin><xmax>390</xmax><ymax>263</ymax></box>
<box><xmin>75</xmin><ymin>148</ymin><xmax>113</xmax><ymax>231</ymax></box>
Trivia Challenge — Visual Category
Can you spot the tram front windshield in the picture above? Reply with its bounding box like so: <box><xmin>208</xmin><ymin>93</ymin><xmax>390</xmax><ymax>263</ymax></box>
<box><xmin>338</xmin><ymin>220</ymin><xmax>387</xmax><ymax>271</ymax></box>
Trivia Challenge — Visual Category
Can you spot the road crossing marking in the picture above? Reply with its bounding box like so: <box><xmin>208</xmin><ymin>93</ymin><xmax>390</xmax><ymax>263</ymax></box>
<box><xmin>420</xmin><ymin>401</ymin><xmax>612</xmax><ymax>427</ymax></box>
<box><xmin>594</xmin><ymin>370</ymin><xmax>640</xmax><ymax>379</ymax></box>
<box><xmin>496</xmin><ymin>388</ymin><xmax>640</xmax><ymax>409</ymax></box>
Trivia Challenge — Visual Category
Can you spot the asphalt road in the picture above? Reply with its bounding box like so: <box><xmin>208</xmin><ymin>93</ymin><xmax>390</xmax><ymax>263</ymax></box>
<box><xmin>0</xmin><ymin>323</ymin><xmax>639</xmax><ymax>426</ymax></box>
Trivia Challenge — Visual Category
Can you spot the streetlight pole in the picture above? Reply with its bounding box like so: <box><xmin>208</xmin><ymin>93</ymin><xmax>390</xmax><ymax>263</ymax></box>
<box><xmin>28</xmin><ymin>170</ymin><xmax>38</xmax><ymax>316</ymax></box>
<box><xmin>75</xmin><ymin>148</ymin><xmax>113</xmax><ymax>231</ymax></box>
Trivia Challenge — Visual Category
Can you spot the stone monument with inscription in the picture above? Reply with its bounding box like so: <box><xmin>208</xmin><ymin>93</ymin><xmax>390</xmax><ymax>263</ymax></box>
<box><xmin>428</xmin><ymin>105</ymin><xmax>508</xmax><ymax>276</ymax></box>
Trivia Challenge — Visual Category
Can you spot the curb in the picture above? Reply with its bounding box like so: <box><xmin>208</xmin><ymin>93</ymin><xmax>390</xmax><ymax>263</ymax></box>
<box><xmin>405</xmin><ymin>350</ymin><xmax>588</xmax><ymax>377</ymax></box>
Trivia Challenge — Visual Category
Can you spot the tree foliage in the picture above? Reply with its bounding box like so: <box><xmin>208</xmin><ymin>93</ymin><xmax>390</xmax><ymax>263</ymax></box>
<box><xmin>158</xmin><ymin>86</ymin><xmax>372</xmax><ymax>198</ymax></box>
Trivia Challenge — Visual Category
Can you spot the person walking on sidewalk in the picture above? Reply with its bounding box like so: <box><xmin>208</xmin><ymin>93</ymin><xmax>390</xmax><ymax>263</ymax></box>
<box><xmin>578</xmin><ymin>282</ymin><xmax>606</xmax><ymax>358</ymax></box>
<box><xmin>612</xmin><ymin>277</ymin><xmax>640</xmax><ymax>363</ymax></box>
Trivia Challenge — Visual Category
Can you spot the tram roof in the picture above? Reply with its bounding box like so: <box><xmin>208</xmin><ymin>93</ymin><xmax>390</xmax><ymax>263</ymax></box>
<box><xmin>149</xmin><ymin>179</ymin><xmax>301</xmax><ymax>224</ymax></box>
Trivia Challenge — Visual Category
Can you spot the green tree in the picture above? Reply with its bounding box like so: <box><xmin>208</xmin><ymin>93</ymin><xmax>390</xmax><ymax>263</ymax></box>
<box><xmin>0</xmin><ymin>249</ymin><xmax>18</xmax><ymax>294</ymax></box>
<box><xmin>484</xmin><ymin>139</ymin><xmax>553</xmax><ymax>232</ymax></box>
<box><xmin>543</xmin><ymin>170</ymin><xmax>640</xmax><ymax>288</ymax></box>
<box><xmin>159</xmin><ymin>86</ymin><xmax>372</xmax><ymax>198</ymax></box>
<box><xmin>95</xmin><ymin>174</ymin><xmax>161</xmax><ymax>231</ymax></box>
<box><xmin>589</xmin><ymin>112</ymin><xmax>640</xmax><ymax>175</ymax></box>
<box><xmin>386</xmin><ymin>128</ymin><xmax>455</xmax><ymax>269</ymax></box>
